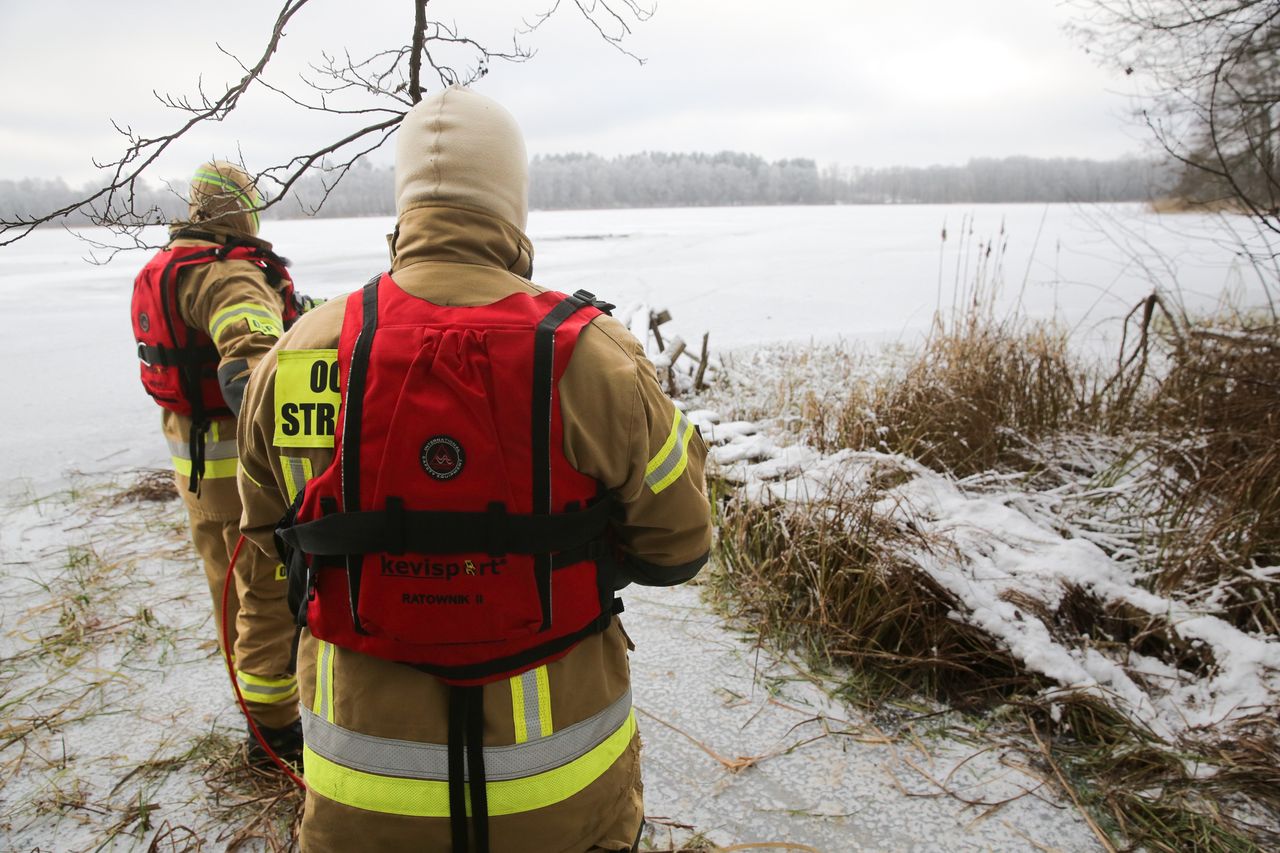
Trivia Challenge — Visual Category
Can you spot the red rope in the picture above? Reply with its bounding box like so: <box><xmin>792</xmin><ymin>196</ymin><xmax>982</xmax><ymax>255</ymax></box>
<box><xmin>222</xmin><ymin>534</ymin><xmax>307</xmax><ymax>790</ymax></box>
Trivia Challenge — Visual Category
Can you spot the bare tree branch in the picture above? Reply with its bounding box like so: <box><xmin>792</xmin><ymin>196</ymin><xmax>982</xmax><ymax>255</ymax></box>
<box><xmin>409</xmin><ymin>0</ymin><xmax>428</xmax><ymax>104</ymax></box>
<box><xmin>1070</xmin><ymin>0</ymin><xmax>1280</xmax><ymax>233</ymax></box>
<box><xmin>1</xmin><ymin>0</ymin><xmax>654</xmax><ymax>252</ymax></box>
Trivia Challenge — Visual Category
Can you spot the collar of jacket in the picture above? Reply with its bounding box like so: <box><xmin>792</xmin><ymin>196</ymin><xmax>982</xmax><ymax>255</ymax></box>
<box><xmin>167</xmin><ymin>223</ymin><xmax>275</xmax><ymax>254</ymax></box>
<box><xmin>391</xmin><ymin>205</ymin><xmax>533</xmax><ymax>279</ymax></box>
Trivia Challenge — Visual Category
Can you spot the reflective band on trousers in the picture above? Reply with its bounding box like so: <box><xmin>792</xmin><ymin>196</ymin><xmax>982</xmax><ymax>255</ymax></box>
<box><xmin>172</xmin><ymin>457</ymin><xmax>239</xmax><ymax>479</ymax></box>
<box><xmin>299</xmin><ymin>689</ymin><xmax>635</xmax><ymax>817</ymax></box>
<box><xmin>168</xmin><ymin>437</ymin><xmax>238</xmax><ymax>462</ymax></box>
<box><xmin>169</xmin><ymin>434</ymin><xmax>239</xmax><ymax>479</ymax></box>
<box><xmin>511</xmin><ymin>665</ymin><xmax>552</xmax><ymax>743</ymax></box>
<box><xmin>237</xmin><ymin>670</ymin><xmax>299</xmax><ymax>705</ymax></box>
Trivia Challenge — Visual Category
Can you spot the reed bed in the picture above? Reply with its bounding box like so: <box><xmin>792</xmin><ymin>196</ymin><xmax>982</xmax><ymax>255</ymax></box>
<box><xmin>703</xmin><ymin>294</ymin><xmax>1280</xmax><ymax>851</ymax></box>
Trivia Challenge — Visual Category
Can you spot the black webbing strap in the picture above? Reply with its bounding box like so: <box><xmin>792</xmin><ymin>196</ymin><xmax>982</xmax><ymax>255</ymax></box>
<box><xmin>278</xmin><ymin>495</ymin><xmax>613</xmax><ymax>556</ymax></box>
<box><xmin>531</xmin><ymin>291</ymin><xmax>596</xmax><ymax>630</ymax></box>
<box><xmin>466</xmin><ymin>686</ymin><xmax>490</xmax><ymax>853</ymax></box>
<box><xmin>136</xmin><ymin>342</ymin><xmax>219</xmax><ymax>367</ymax></box>
<box><xmin>445</xmin><ymin>686</ymin><xmax>491</xmax><ymax>853</ymax></box>
<box><xmin>340</xmin><ymin>276</ymin><xmax>382</xmax><ymax>634</ymax></box>
<box><xmin>187</xmin><ymin>418</ymin><xmax>210</xmax><ymax>495</ymax></box>
<box><xmin>159</xmin><ymin>249</ymin><xmax>221</xmax><ymax>496</ymax></box>
<box><xmin>447</xmin><ymin>687</ymin><xmax>469</xmax><ymax>853</ymax></box>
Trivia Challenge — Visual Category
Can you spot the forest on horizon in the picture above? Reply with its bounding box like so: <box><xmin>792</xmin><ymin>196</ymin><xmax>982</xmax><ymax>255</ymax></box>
<box><xmin>0</xmin><ymin>152</ymin><xmax>1175</xmax><ymax>226</ymax></box>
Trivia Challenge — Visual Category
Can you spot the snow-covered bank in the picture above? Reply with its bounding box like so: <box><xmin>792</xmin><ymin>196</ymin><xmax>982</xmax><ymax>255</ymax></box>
<box><xmin>699</xmin><ymin>416</ymin><xmax>1280</xmax><ymax>745</ymax></box>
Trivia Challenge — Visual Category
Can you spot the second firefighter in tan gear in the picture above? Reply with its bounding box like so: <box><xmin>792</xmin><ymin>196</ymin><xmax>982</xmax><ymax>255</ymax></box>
<box><xmin>236</xmin><ymin>87</ymin><xmax>713</xmax><ymax>851</ymax></box>
<box><xmin>157</xmin><ymin>162</ymin><xmax>302</xmax><ymax>735</ymax></box>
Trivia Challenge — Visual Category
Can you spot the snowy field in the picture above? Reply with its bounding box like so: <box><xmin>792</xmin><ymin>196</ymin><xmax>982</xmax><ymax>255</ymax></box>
<box><xmin>0</xmin><ymin>204</ymin><xmax>1272</xmax><ymax>850</ymax></box>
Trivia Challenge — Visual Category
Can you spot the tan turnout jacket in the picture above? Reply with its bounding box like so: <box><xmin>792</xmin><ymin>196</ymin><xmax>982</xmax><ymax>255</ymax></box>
<box><xmin>161</xmin><ymin>226</ymin><xmax>301</xmax><ymax>728</ymax></box>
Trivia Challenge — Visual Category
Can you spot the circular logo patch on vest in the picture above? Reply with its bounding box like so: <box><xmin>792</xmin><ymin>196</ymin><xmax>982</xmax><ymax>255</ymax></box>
<box><xmin>421</xmin><ymin>436</ymin><xmax>465</xmax><ymax>480</ymax></box>
<box><xmin>138</xmin><ymin>311</ymin><xmax>151</xmax><ymax>333</ymax></box>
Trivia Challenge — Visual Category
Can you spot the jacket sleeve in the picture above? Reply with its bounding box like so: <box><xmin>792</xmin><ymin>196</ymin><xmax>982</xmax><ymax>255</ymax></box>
<box><xmin>560</xmin><ymin>316</ymin><xmax>713</xmax><ymax>588</ymax></box>
<box><xmin>236</xmin><ymin>297</ymin><xmax>348</xmax><ymax>562</ymax></box>
<box><xmin>181</xmin><ymin>259</ymin><xmax>286</xmax><ymax>417</ymax></box>
<box><xmin>236</xmin><ymin>346</ymin><xmax>291</xmax><ymax>561</ymax></box>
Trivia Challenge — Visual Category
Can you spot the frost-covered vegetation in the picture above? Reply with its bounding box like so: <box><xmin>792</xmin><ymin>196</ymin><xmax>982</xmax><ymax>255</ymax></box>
<box><xmin>693</xmin><ymin>275</ymin><xmax>1280</xmax><ymax>850</ymax></box>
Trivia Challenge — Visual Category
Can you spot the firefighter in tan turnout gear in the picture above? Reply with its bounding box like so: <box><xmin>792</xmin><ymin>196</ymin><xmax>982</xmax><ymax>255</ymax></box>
<box><xmin>236</xmin><ymin>87</ymin><xmax>712</xmax><ymax>851</ymax></box>
<box><xmin>131</xmin><ymin>162</ymin><xmax>306</xmax><ymax>762</ymax></box>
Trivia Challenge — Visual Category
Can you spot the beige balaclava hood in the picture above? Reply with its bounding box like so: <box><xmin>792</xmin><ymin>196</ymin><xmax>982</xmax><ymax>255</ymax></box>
<box><xmin>395</xmin><ymin>86</ymin><xmax>529</xmax><ymax>232</ymax></box>
<box><xmin>187</xmin><ymin>160</ymin><xmax>261</xmax><ymax>238</ymax></box>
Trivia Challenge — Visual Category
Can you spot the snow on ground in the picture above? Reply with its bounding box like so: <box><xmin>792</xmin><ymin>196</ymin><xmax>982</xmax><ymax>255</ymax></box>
<box><xmin>0</xmin><ymin>474</ymin><xmax>269</xmax><ymax>850</ymax></box>
<box><xmin>0</xmin><ymin>470</ymin><xmax>1102</xmax><ymax>852</ymax></box>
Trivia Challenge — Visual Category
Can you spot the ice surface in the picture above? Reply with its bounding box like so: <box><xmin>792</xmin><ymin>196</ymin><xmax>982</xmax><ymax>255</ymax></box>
<box><xmin>0</xmin><ymin>203</ymin><xmax>1265</xmax><ymax>497</ymax></box>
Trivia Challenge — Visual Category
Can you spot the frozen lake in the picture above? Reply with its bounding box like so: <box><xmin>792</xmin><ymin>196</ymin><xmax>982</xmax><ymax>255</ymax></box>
<box><xmin>0</xmin><ymin>203</ymin><xmax>1271</xmax><ymax>497</ymax></box>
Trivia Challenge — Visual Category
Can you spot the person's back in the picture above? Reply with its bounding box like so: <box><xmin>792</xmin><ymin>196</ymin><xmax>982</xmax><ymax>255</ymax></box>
<box><xmin>235</xmin><ymin>87</ymin><xmax>712</xmax><ymax>851</ymax></box>
<box><xmin>131</xmin><ymin>162</ymin><xmax>303</xmax><ymax>760</ymax></box>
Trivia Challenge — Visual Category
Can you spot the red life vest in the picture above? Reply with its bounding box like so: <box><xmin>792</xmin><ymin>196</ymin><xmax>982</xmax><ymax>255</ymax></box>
<box><xmin>132</xmin><ymin>239</ymin><xmax>297</xmax><ymax>417</ymax></box>
<box><xmin>277</xmin><ymin>273</ymin><xmax>621</xmax><ymax>686</ymax></box>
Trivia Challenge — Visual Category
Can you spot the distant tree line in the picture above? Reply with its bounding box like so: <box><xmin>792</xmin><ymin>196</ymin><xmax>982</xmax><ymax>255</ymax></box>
<box><xmin>1</xmin><ymin>153</ymin><xmax>1176</xmax><ymax>225</ymax></box>
<box><xmin>530</xmin><ymin>152</ymin><xmax>1175</xmax><ymax>207</ymax></box>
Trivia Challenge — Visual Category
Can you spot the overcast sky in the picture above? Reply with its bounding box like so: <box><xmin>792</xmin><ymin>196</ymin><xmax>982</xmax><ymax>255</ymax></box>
<box><xmin>0</xmin><ymin>0</ymin><xmax>1146</xmax><ymax>185</ymax></box>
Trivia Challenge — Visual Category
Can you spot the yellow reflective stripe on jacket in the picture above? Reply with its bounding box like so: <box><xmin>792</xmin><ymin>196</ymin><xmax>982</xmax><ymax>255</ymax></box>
<box><xmin>172</xmin><ymin>456</ymin><xmax>239</xmax><ymax>479</ymax></box>
<box><xmin>300</xmin><ymin>690</ymin><xmax>635</xmax><ymax>817</ymax></box>
<box><xmin>193</xmin><ymin>169</ymin><xmax>260</xmax><ymax>231</ymax></box>
<box><xmin>511</xmin><ymin>665</ymin><xmax>553</xmax><ymax>744</ymax></box>
<box><xmin>237</xmin><ymin>670</ymin><xmax>299</xmax><ymax>705</ymax></box>
<box><xmin>314</xmin><ymin>640</ymin><xmax>336</xmax><ymax>722</ymax></box>
<box><xmin>644</xmin><ymin>410</ymin><xmax>695</xmax><ymax>495</ymax></box>
<box><xmin>280</xmin><ymin>455</ymin><xmax>315</xmax><ymax>503</ymax></box>
<box><xmin>209</xmin><ymin>302</ymin><xmax>283</xmax><ymax>343</ymax></box>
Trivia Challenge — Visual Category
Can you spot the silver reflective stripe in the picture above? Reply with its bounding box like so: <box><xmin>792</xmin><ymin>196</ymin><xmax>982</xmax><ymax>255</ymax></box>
<box><xmin>300</xmin><ymin>688</ymin><xmax>632</xmax><ymax>783</ymax></box>
<box><xmin>518</xmin><ymin>668</ymin><xmax>545</xmax><ymax>741</ymax></box>
<box><xmin>285</xmin><ymin>456</ymin><xmax>308</xmax><ymax>499</ymax></box>
<box><xmin>644</xmin><ymin>412</ymin><xmax>693</xmax><ymax>491</ymax></box>
<box><xmin>167</xmin><ymin>437</ymin><xmax>238</xmax><ymax>461</ymax></box>
<box><xmin>317</xmin><ymin>640</ymin><xmax>334</xmax><ymax>721</ymax></box>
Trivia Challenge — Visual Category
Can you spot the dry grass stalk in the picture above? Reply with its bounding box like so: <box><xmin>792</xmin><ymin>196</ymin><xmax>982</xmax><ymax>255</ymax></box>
<box><xmin>1020</xmin><ymin>694</ymin><xmax>1279</xmax><ymax>852</ymax></box>
<box><xmin>202</xmin><ymin>743</ymin><xmax>303</xmax><ymax>852</ymax></box>
<box><xmin>110</xmin><ymin>468</ymin><xmax>178</xmax><ymax>505</ymax></box>
<box><xmin>711</xmin><ymin>483</ymin><xmax>1027</xmax><ymax>707</ymax></box>
<box><xmin>828</xmin><ymin>311</ymin><xmax>1091</xmax><ymax>477</ymax></box>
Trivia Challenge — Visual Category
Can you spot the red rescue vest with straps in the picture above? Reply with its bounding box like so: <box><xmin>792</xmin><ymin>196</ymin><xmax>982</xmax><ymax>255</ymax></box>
<box><xmin>132</xmin><ymin>239</ymin><xmax>297</xmax><ymax>416</ymax></box>
<box><xmin>277</xmin><ymin>273</ymin><xmax>622</xmax><ymax>686</ymax></box>
<box><xmin>132</xmin><ymin>237</ymin><xmax>298</xmax><ymax>491</ymax></box>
